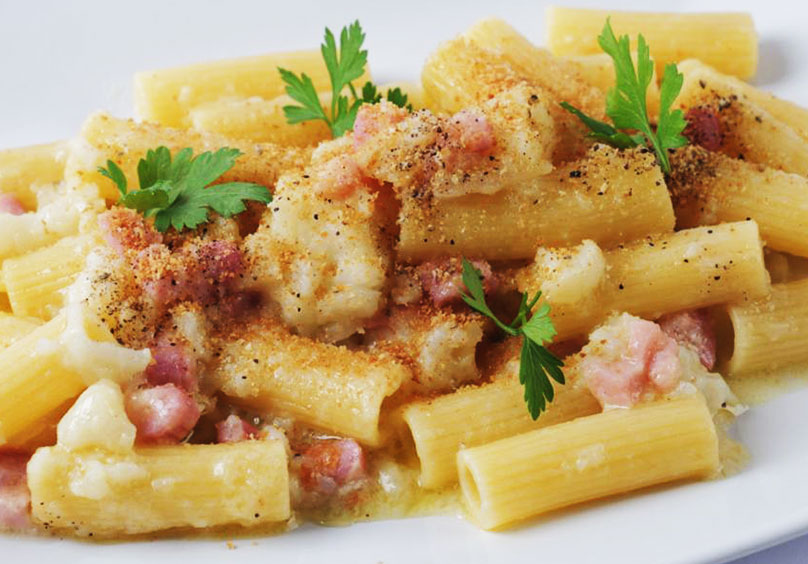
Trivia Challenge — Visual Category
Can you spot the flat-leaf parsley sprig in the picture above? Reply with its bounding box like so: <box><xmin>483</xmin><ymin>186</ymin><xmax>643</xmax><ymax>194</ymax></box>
<box><xmin>561</xmin><ymin>19</ymin><xmax>688</xmax><ymax>174</ymax></box>
<box><xmin>98</xmin><ymin>146</ymin><xmax>272</xmax><ymax>233</ymax></box>
<box><xmin>460</xmin><ymin>258</ymin><xmax>565</xmax><ymax>420</ymax></box>
<box><xmin>279</xmin><ymin>21</ymin><xmax>411</xmax><ymax>138</ymax></box>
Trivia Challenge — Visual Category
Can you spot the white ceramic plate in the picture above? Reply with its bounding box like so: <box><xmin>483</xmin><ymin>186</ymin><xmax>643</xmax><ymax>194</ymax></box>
<box><xmin>1</xmin><ymin>1</ymin><xmax>807</xmax><ymax>562</ymax></box>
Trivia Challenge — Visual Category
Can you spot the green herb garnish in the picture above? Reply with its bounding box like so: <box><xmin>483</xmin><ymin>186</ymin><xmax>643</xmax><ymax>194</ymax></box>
<box><xmin>279</xmin><ymin>21</ymin><xmax>411</xmax><ymax>138</ymax></box>
<box><xmin>561</xmin><ymin>19</ymin><xmax>688</xmax><ymax>173</ymax></box>
<box><xmin>98</xmin><ymin>146</ymin><xmax>271</xmax><ymax>232</ymax></box>
<box><xmin>460</xmin><ymin>258</ymin><xmax>564</xmax><ymax>420</ymax></box>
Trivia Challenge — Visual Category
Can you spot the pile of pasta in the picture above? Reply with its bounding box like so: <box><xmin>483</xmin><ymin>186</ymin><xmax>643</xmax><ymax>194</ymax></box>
<box><xmin>1</xmin><ymin>8</ymin><xmax>808</xmax><ymax>538</ymax></box>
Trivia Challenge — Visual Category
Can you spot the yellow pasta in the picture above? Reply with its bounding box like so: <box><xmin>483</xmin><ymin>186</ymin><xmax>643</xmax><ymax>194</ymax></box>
<box><xmin>0</xmin><ymin>306</ymin><xmax>149</xmax><ymax>448</ymax></box>
<box><xmin>722</xmin><ymin>279</ymin><xmax>808</xmax><ymax>375</ymax></box>
<box><xmin>676</xmin><ymin>61</ymin><xmax>808</xmax><ymax>176</ymax></box>
<box><xmin>764</xmin><ymin>250</ymin><xmax>808</xmax><ymax>284</ymax></box>
<box><xmin>0</xmin><ymin>314</ymin><xmax>85</xmax><ymax>447</ymax></box>
<box><xmin>134</xmin><ymin>49</ymin><xmax>371</xmax><ymax>128</ymax></box>
<box><xmin>462</xmin><ymin>18</ymin><xmax>605</xmax><ymax>117</ymax></box>
<box><xmin>28</xmin><ymin>441</ymin><xmax>290</xmax><ymax>536</ymax></box>
<box><xmin>0</xmin><ymin>312</ymin><xmax>42</xmax><ymax>349</ymax></box>
<box><xmin>423</xmin><ymin>27</ymin><xmax>597</xmax><ymax>163</ymax></box>
<box><xmin>403</xmin><ymin>371</ymin><xmax>600</xmax><ymax>489</ymax></box>
<box><xmin>3</xmin><ymin>233</ymin><xmax>98</xmax><ymax>320</ymax></box>
<box><xmin>397</xmin><ymin>146</ymin><xmax>674</xmax><ymax>262</ymax></box>
<box><xmin>190</xmin><ymin>93</ymin><xmax>332</xmax><ymax>147</ymax></box>
<box><xmin>677</xmin><ymin>59</ymin><xmax>808</xmax><ymax>143</ymax></box>
<box><xmin>458</xmin><ymin>395</ymin><xmax>719</xmax><ymax>529</ymax></box>
<box><xmin>515</xmin><ymin>221</ymin><xmax>769</xmax><ymax>340</ymax></box>
<box><xmin>65</xmin><ymin>112</ymin><xmax>313</xmax><ymax>201</ymax></box>
<box><xmin>190</xmin><ymin>80</ymin><xmax>422</xmax><ymax>147</ymax></box>
<box><xmin>670</xmin><ymin>146</ymin><xmax>808</xmax><ymax>258</ymax></box>
<box><xmin>212</xmin><ymin>321</ymin><xmax>407</xmax><ymax>446</ymax></box>
<box><xmin>546</xmin><ymin>7</ymin><xmax>758</xmax><ymax>79</ymax></box>
<box><xmin>0</xmin><ymin>141</ymin><xmax>67</xmax><ymax>210</ymax></box>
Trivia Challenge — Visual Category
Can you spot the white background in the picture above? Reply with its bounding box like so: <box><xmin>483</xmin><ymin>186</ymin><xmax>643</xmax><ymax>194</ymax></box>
<box><xmin>1</xmin><ymin>1</ymin><xmax>808</xmax><ymax>562</ymax></box>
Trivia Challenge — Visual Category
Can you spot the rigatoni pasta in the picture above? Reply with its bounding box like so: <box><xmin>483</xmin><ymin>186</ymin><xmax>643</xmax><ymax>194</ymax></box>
<box><xmin>29</xmin><ymin>441</ymin><xmax>291</xmax><ymax>536</ymax></box>
<box><xmin>403</xmin><ymin>368</ymin><xmax>600</xmax><ymax>489</ymax></box>
<box><xmin>457</xmin><ymin>395</ymin><xmax>719</xmax><ymax>529</ymax></box>
<box><xmin>3</xmin><ymin>233</ymin><xmax>98</xmax><ymax>320</ymax></box>
<box><xmin>398</xmin><ymin>146</ymin><xmax>674</xmax><ymax>262</ymax></box>
<box><xmin>65</xmin><ymin>112</ymin><xmax>312</xmax><ymax>201</ymax></box>
<box><xmin>514</xmin><ymin>221</ymin><xmax>769</xmax><ymax>339</ymax></box>
<box><xmin>212</xmin><ymin>321</ymin><xmax>407</xmax><ymax>446</ymax></box>
<box><xmin>546</xmin><ymin>7</ymin><xmax>758</xmax><ymax>79</ymax></box>
<box><xmin>1</xmin><ymin>8</ymin><xmax>805</xmax><ymax>544</ymax></box>
<box><xmin>0</xmin><ymin>312</ymin><xmax>41</xmax><ymax>349</ymax></box>
<box><xmin>0</xmin><ymin>141</ymin><xmax>67</xmax><ymax>210</ymax></box>
<box><xmin>675</xmin><ymin>60</ymin><xmax>808</xmax><ymax>176</ymax></box>
<box><xmin>134</xmin><ymin>49</ymin><xmax>371</xmax><ymax>128</ymax></box>
<box><xmin>721</xmin><ymin>279</ymin><xmax>808</xmax><ymax>375</ymax></box>
<box><xmin>669</xmin><ymin>146</ymin><xmax>808</xmax><ymax>258</ymax></box>
<box><xmin>190</xmin><ymin>94</ymin><xmax>333</xmax><ymax>147</ymax></box>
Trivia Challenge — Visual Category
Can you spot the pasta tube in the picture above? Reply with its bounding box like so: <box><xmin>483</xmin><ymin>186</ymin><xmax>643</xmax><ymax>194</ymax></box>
<box><xmin>0</xmin><ymin>141</ymin><xmax>67</xmax><ymax>210</ymax></box>
<box><xmin>677</xmin><ymin>59</ymin><xmax>808</xmax><ymax>143</ymax></box>
<box><xmin>462</xmin><ymin>18</ymin><xmax>605</xmax><ymax>118</ymax></box>
<box><xmin>546</xmin><ymin>7</ymin><xmax>758</xmax><ymax>79</ymax></box>
<box><xmin>3</xmin><ymin>233</ymin><xmax>97</xmax><ymax>320</ymax></box>
<box><xmin>403</xmin><ymin>371</ymin><xmax>600</xmax><ymax>489</ymax></box>
<box><xmin>397</xmin><ymin>146</ymin><xmax>674</xmax><ymax>262</ymax></box>
<box><xmin>0</xmin><ymin>312</ymin><xmax>41</xmax><ymax>349</ymax></box>
<box><xmin>676</xmin><ymin>61</ymin><xmax>808</xmax><ymax>176</ymax></box>
<box><xmin>722</xmin><ymin>279</ymin><xmax>808</xmax><ymax>375</ymax></box>
<box><xmin>515</xmin><ymin>221</ymin><xmax>769</xmax><ymax>340</ymax></box>
<box><xmin>0</xmin><ymin>304</ymin><xmax>149</xmax><ymax>447</ymax></box>
<box><xmin>212</xmin><ymin>321</ymin><xmax>407</xmax><ymax>446</ymax></box>
<box><xmin>134</xmin><ymin>49</ymin><xmax>370</xmax><ymax>127</ymax></box>
<box><xmin>28</xmin><ymin>441</ymin><xmax>290</xmax><ymax>536</ymax></box>
<box><xmin>65</xmin><ymin>113</ymin><xmax>312</xmax><ymax>201</ymax></box>
<box><xmin>764</xmin><ymin>250</ymin><xmax>808</xmax><ymax>284</ymax></box>
<box><xmin>190</xmin><ymin>93</ymin><xmax>332</xmax><ymax>147</ymax></box>
<box><xmin>190</xmin><ymin>81</ymin><xmax>422</xmax><ymax>147</ymax></box>
<box><xmin>0</xmin><ymin>314</ymin><xmax>85</xmax><ymax>447</ymax></box>
<box><xmin>670</xmin><ymin>146</ymin><xmax>808</xmax><ymax>258</ymax></box>
<box><xmin>458</xmin><ymin>395</ymin><xmax>719</xmax><ymax>529</ymax></box>
<box><xmin>422</xmin><ymin>29</ymin><xmax>595</xmax><ymax>163</ymax></box>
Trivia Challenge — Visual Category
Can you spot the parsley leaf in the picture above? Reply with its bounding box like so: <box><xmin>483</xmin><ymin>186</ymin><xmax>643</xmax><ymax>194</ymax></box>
<box><xmin>361</xmin><ymin>81</ymin><xmax>382</xmax><ymax>104</ymax></box>
<box><xmin>559</xmin><ymin>102</ymin><xmax>643</xmax><ymax>149</ymax></box>
<box><xmin>560</xmin><ymin>19</ymin><xmax>688</xmax><ymax>174</ymax></box>
<box><xmin>98</xmin><ymin>147</ymin><xmax>272</xmax><ymax>233</ymax></box>
<box><xmin>460</xmin><ymin>258</ymin><xmax>564</xmax><ymax>420</ymax></box>
<box><xmin>656</xmin><ymin>63</ymin><xmax>689</xmax><ymax>157</ymax></box>
<box><xmin>385</xmin><ymin>86</ymin><xmax>413</xmax><ymax>111</ymax></box>
<box><xmin>279</xmin><ymin>21</ymin><xmax>412</xmax><ymax>137</ymax></box>
<box><xmin>98</xmin><ymin>159</ymin><xmax>128</xmax><ymax>196</ymax></box>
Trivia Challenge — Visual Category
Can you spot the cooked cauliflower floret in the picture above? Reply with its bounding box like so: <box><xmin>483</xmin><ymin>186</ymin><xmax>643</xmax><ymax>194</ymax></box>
<box><xmin>366</xmin><ymin>305</ymin><xmax>484</xmax><ymax>394</ymax></box>
<box><xmin>245</xmin><ymin>164</ymin><xmax>393</xmax><ymax>342</ymax></box>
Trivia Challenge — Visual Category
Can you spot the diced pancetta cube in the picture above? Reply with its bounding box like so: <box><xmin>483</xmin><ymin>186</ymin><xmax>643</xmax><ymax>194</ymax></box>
<box><xmin>417</xmin><ymin>257</ymin><xmax>497</xmax><ymax>307</ymax></box>
<box><xmin>0</xmin><ymin>453</ymin><xmax>31</xmax><ymax>531</ymax></box>
<box><xmin>580</xmin><ymin>314</ymin><xmax>684</xmax><ymax>408</ymax></box>
<box><xmin>216</xmin><ymin>415</ymin><xmax>260</xmax><ymax>443</ymax></box>
<box><xmin>125</xmin><ymin>384</ymin><xmax>200</xmax><ymax>444</ymax></box>
<box><xmin>0</xmin><ymin>194</ymin><xmax>26</xmax><ymax>215</ymax></box>
<box><xmin>298</xmin><ymin>439</ymin><xmax>367</xmax><ymax>496</ymax></box>
<box><xmin>658</xmin><ymin>309</ymin><xmax>717</xmax><ymax>370</ymax></box>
